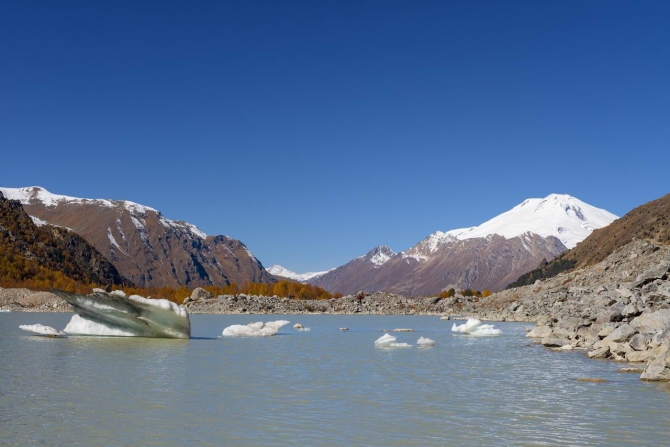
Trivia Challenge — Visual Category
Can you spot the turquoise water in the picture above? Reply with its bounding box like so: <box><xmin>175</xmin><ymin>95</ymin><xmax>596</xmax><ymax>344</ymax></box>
<box><xmin>1</xmin><ymin>313</ymin><xmax>669</xmax><ymax>446</ymax></box>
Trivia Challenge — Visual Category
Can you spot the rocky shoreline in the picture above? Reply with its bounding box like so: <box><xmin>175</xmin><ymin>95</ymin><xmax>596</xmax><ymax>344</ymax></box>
<box><xmin>3</xmin><ymin>239</ymin><xmax>669</xmax><ymax>382</ymax></box>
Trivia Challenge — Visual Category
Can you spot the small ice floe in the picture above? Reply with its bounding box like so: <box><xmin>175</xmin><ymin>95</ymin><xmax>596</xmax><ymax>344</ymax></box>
<box><xmin>392</xmin><ymin>328</ymin><xmax>414</xmax><ymax>332</ymax></box>
<box><xmin>451</xmin><ymin>318</ymin><xmax>502</xmax><ymax>336</ymax></box>
<box><xmin>374</xmin><ymin>333</ymin><xmax>412</xmax><ymax>348</ymax></box>
<box><xmin>222</xmin><ymin>320</ymin><xmax>290</xmax><ymax>337</ymax></box>
<box><xmin>0</xmin><ymin>309</ymin><xmax>11</xmax><ymax>313</ymax></box>
<box><xmin>19</xmin><ymin>324</ymin><xmax>65</xmax><ymax>337</ymax></box>
<box><xmin>417</xmin><ymin>336</ymin><xmax>436</xmax><ymax>347</ymax></box>
<box><xmin>293</xmin><ymin>323</ymin><xmax>310</xmax><ymax>331</ymax></box>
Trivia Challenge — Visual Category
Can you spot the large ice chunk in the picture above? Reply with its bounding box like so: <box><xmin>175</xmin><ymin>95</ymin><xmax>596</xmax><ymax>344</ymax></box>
<box><xmin>451</xmin><ymin>318</ymin><xmax>502</xmax><ymax>336</ymax></box>
<box><xmin>52</xmin><ymin>289</ymin><xmax>191</xmax><ymax>339</ymax></box>
<box><xmin>222</xmin><ymin>320</ymin><xmax>290</xmax><ymax>337</ymax></box>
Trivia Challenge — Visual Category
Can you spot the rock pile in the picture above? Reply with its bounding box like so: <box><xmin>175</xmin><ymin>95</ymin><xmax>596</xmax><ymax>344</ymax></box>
<box><xmin>184</xmin><ymin>291</ymin><xmax>451</xmax><ymax>315</ymax></box>
<box><xmin>468</xmin><ymin>240</ymin><xmax>670</xmax><ymax>381</ymax></box>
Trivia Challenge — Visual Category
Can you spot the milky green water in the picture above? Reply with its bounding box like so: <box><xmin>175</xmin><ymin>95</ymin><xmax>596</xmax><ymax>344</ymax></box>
<box><xmin>2</xmin><ymin>313</ymin><xmax>669</xmax><ymax>446</ymax></box>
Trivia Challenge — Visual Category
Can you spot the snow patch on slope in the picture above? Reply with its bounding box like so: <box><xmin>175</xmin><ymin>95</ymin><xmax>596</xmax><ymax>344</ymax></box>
<box><xmin>267</xmin><ymin>265</ymin><xmax>332</xmax><ymax>282</ymax></box>
<box><xmin>1</xmin><ymin>186</ymin><xmax>208</xmax><ymax>241</ymax></box>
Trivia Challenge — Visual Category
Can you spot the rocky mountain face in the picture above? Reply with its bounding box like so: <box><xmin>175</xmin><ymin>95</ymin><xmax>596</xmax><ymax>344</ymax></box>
<box><xmin>0</xmin><ymin>191</ymin><xmax>127</xmax><ymax>287</ymax></box>
<box><xmin>311</xmin><ymin>234</ymin><xmax>567</xmax><ymax>295</ymax></box>
<box><xmin>0</xmin><ymin>187</ymin><xmax>274</xmax><ymax>289</ymax></box>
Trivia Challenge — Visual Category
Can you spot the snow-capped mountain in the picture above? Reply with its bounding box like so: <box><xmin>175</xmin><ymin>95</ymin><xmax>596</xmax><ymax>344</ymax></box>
<box><xmin>266</xmin><ymin>265</ymin><xmax>332</xmax><ymax>282</ymax></box>
<box><xmin>311</xmin><ymin>194</ymin><xmax>618</xmax><ymax>295</ymax></box>
<box><xmin>444</xmin><ymin>194</ymin><xmax>618</xmax><ymax>249</ymax></box>
<box><xmin>0</xmin><ymin>186</ymin><xmax>274</xmax><ymax>288</ymax></box>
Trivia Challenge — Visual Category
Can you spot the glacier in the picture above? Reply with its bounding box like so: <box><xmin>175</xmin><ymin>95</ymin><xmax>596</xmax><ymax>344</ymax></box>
<box><xmin>51</xmin><ymin>289</ymin><xmax>191</xmax><ymax>338</ymax></box>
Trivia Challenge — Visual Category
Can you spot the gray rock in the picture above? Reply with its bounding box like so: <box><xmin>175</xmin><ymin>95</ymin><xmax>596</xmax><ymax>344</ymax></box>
<box><xmin>604</xmin><ymin>324</ymin><xmax>637</xmax><ymax>343</ymax></box>
<box><xmin>630</xmin><ymin>309</ymin><xmax>670</xmax><ymax>334</ymax></box>
<box><xmin>626</xmin><ymin>350</ymin><xmax>657</xmax><ymax>363</ymax></box>
<box><xmin>190</xmin><ymin>287</ymin><xmax>211</xmax><ymax>301</ymax></box>
<box><xmin>526</xmin><ymin>325</ymin><xmax>553</xmax><ymax>338</ymax></box>
<box><xmin>588</xmin><ymin>346</ymin><xmax>610</xmax><ymax>359</ymax></box>
<box><xmin>628</xmin><ymin>333</ymin><xmax>648</xmax><ymax>351</ymax></box>
<box><xmin>641</xmin><ymin>348</ymin><xmax>670</xmax><ymax>381</ymax></box>
<box><xmin>542</xmin><ymin>337</ymin><xmax>571</xmax><ymax>347</ymax></box>
<box><xmin>596</xmin><ymin>323</ymin><xmax>618</xmax><ymax>339</ymax></box>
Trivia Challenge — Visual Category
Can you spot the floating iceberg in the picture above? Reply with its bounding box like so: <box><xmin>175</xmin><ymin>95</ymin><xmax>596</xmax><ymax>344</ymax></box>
<box><xmin>222</xmin><ymin>320</ymin><xmax>290</xmax><ymax>337</ymax></box>
<box><xmin>451</xmin><ymin>318</ymin><xmax>502</xmax><ymax>336</ymax></box>
<box><xmin>19</xmin><ymin>324</ymin><xmax>65</xmax><ymax>337</ymax></box>
<box><xmin>374</xmin><ymin>333</ymin><xmax>412</xmax><ymax>348</ymax></box>
<box><xmin>51</xmin><ymin>289</ymin><xmax>191</xmax><ymax>339</ymax></box>
<box><xmin>417</xmin><ymin>336</ymin><xmax>436</xmax><ymax>347</ymax></box>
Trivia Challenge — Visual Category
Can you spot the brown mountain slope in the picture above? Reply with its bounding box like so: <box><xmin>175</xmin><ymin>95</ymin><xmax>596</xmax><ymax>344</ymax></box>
<box><xmin>4</xmin><ymin>187</ymin><xmax>274</xmax><ymax>288</ymax></box>
<box><xmin>566</xmin><ymin>193</ymin><xmax>670</xmax><ymax>268</ymax></box>
<box><xmin>507</xmin><ymin>193</ymin><xmax>670</xmax><ymax>288</ymax></box>
<box><xmin>0</xmin><ymin>192</ymin><xmax>128</xmax><ymax>288</ymax></box>
<box><xmin>312</xmin><ymin>234</ymin><xmax>567</xmax><ymax>295</ymax></box>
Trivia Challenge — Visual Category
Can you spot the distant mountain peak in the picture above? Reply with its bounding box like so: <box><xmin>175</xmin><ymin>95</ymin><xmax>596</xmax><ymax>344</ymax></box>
<box><xmin>444</xmin><ymin>193</ymin><xmax>617</xmax><ymax>249</ymax></box>
<box><xmin>266</xmin><ymin>265</ymin><xmax>332</xmax><ymax>282</ymax></box>
<box><xmin>364</xmin><ymin>245</ymin><xmax>396</xmax><ymax>266</ymax></box>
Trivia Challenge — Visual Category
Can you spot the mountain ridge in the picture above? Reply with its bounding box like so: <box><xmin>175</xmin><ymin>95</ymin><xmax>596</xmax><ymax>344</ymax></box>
<box><xmin>0</xmin><ymin>186</ymin><xmax>275</xmax><ymax>289</ymax></box>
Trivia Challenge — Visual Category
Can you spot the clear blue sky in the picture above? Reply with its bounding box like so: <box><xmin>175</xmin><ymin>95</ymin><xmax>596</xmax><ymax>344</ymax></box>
<box><xmin>1</xmin><ymin>1</ymin><xmax>668</xmax><ymax>272</ymax></box>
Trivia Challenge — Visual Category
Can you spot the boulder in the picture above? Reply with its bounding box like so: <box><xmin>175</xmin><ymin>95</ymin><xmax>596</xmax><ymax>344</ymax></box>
<box><xmin>542</xmin><ymin>337</ymin><xmax>571</xmax><ymax>347</ymax></box>
<box><xmin>626</xmin><ymin>350</ymin><xmax>658</xmax><ymax>363</ymax></box>
<box><xmin>604</xmin><ymin>324</ymin><xmax>637</xmax><ymax>343</ymax></box>
<box><xmin>596</xmin><ymin>323</ymin><xmax>618</xmax><ymax>339</ymax></box>
<box><xmin>191</xmin><ymin>287</ymin><xmax>211</xmax><ymax>301</ymax></box>
<box><xmin>526</xmin><ymin>325</ymin><xmax>553</xmax><ymax>338</ymax></box>
<box><xmin>628</xmin><ymin>333</ymin><xmax>648</xmax><ymax>351</ymax></box>
<box><xmin>630</xmin><ymin>309</ymin><xmax>670</xmax><ymax>334</ymax></box>
<box><xmin>633</xmin><ymin>263</ymin><xmax>670</xmax><ymax>288</ymax></box>
<box><xmin>641</xmin><ymin>346</ymin><xmax>670</xmax><ymax>381</ymax></box>
<box><xmin>588</xmin><ymin>346</ymin><xmax>610</xmax><ymax>359</ymax></box>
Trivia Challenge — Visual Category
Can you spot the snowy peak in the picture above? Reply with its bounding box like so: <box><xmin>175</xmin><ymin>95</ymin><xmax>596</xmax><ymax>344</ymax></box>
<box><xmin>364</xmin><ymin>245</ymin><xmax>396</xmax><ymax>267</ymax></box>
<box><xmin>445</xmin><ymin>193</ymin><xmax>617</xmax><ymax>249</ymax></box>
<box><xmin>266</xmin><ymin>265</ymin><xmax>331</xmax><ymax>282</ymax></box>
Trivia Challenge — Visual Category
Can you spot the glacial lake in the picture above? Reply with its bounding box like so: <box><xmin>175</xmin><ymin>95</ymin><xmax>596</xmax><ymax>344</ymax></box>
<box><xmin>2</xmin><ymin>313</ymin><xmax>670</xmax><ymax>446</ymax></box>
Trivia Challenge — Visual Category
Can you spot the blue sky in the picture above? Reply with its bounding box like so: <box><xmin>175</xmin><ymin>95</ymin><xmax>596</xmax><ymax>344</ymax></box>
<box><xmin>1</xmin><ymin>1</ymin><xmax>668</xmax><ymax>272</ymax></box>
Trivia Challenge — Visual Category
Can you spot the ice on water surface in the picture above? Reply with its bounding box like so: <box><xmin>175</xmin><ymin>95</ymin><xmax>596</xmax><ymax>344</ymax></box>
<box><xmin>417</xmin><ymin>336</ymin><xmax>436</xmax><ymax>346</ymax></box>
<box><xmin>374</xmin><ymin>333</ymin><xmax>412</xmax><ymax>348</ymax></box>
<box><xmin>222</xmin><ymin>320</ymin><xmax>290</xmax><ymax>337</ymax></box>
<box><xmin>451</xmin><ymin>318</ymin><xmax>502</xmax><ymax>336</ymax></box>
<box><xmin>19</xmin><ymin>324</ymin><xmax>65</xmax><ymax>337</ymax></box>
